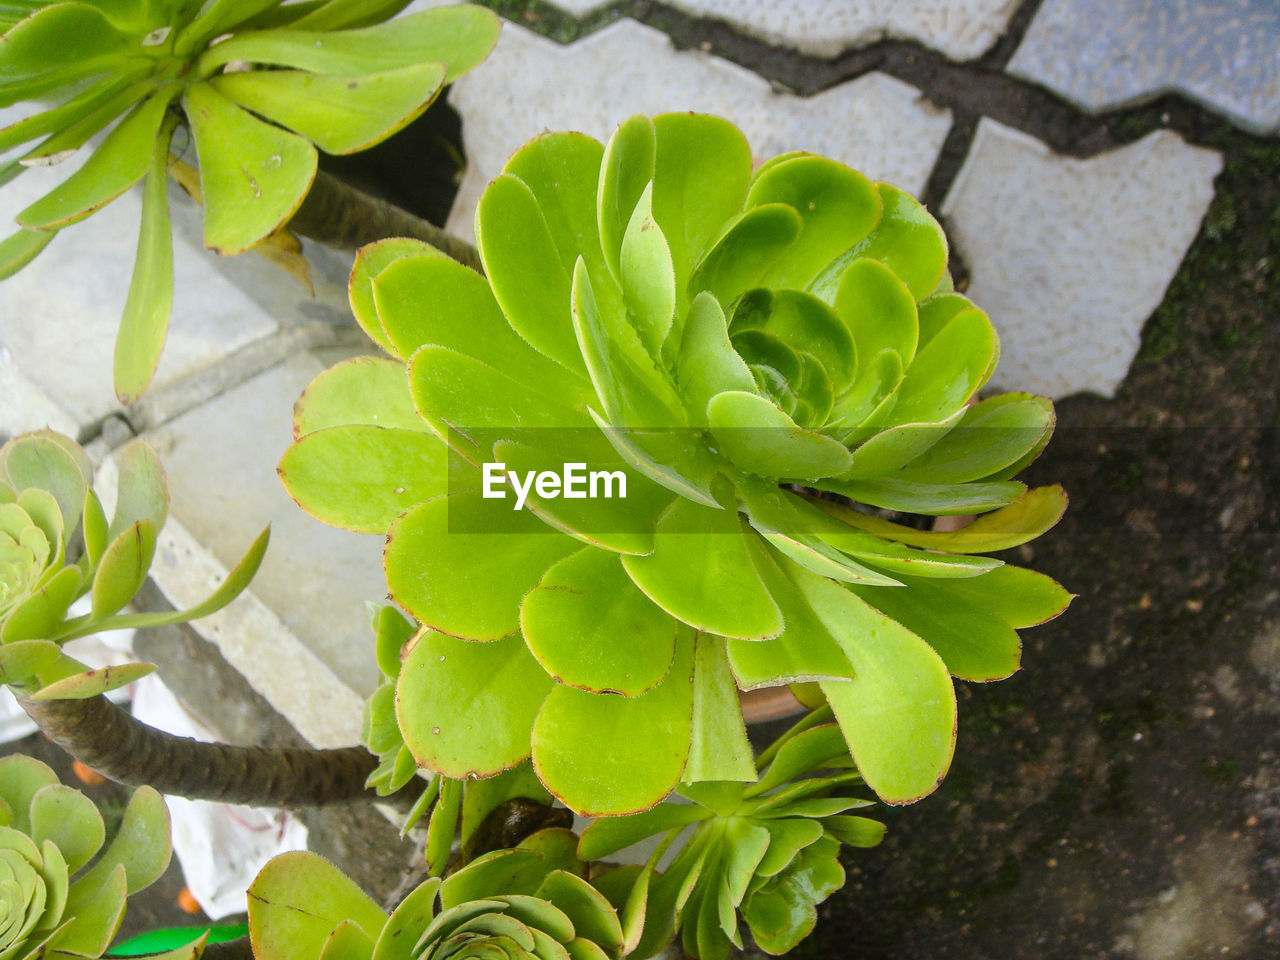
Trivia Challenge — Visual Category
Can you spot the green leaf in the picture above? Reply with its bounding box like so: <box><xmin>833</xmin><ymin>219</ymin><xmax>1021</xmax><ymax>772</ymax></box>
<box><xmin>247</xmin><ymin>851</ymin><xmax>386</xmax><ymax>960</ymax></box>
<box><xmin>831</xmin><ymin>257</ymin><xmax>918</xmax><ymax>376</ymax></box>
<box><xmin>373</xmin><ymin>254</ymin><xmax>591</xmax><ymax>404</ymax></box>
<box><xmin>684</xmin><ymin>633</ymin><xmax>755</xmax><ymax>783</ymax></box>
<box><xmin>589</xmin><ymin>409</ymin><xmax>722</xmax><ymax>509</ymax></box>
<box><xmin>753</xmin><ymin>818</ymin><xmax>824</xmax><ymax>878</ymax></box>
<box><xmin>0</xmin><ymin>226</ymin><xmax>55</xmax><ymax>278</ymax></box>
<box><xmin>73</xmin><ymin>785</ymin><xmax>170</xmax><ymax>894</ymax></box>
<box><xmin>898</xmin><ymin>565</ymin><xmax>1073</xmax><ymax>629</ymax></box>
<box><xmin>827</xmin><ymin>348</ymin><xmax>902</xmax><ymax>439</ymax></box>
<box><xmin>746</xmin><ymin>723</ymin><xmax>849</xmax><ymax>798</ymax></box>
<box><xmin>90</xmin><ymin>520</ymin><xmax>157</xmax><ymax>620</ymax></box>
<box><xmin>55</xmin><ymin>526</ymin><xmax>269</xmax><ymax>641</ymax></box>
<box><xmin>885</xmin><ymin>307</ymin><xmax>997</xmax><ymax>427</ymax></box>
<box><xmin>292</xmin><ymin>356</ymin><xmax>426</xmax><ymax>436</ymax></box>
<box><xmin>0</xmin><ymin>3</ymin><xmax>132</xmax><ymax>107</ymax></box>
<box><xmin>29</xmin><ymin>661</ymin><xmax>157</xmax><ymax>700</ymax></box>
<box><xmin>850</xmin><ymin>577</ymin><xmax>1021</xmax><ymax>682</ymax></box>
<box><xmin>0</xmin><ymin>67</ymin><xmax>145</xmax><ymax>153</ymax></box>
<box><xmin>809</xmin><ymin>184</ymin><xmax>948</xmax><ymax>302</ymax></box>
<box><xmin>279</xmin><ymin>425</ymin><xmax>447</xmax><ymax>534</ymax></box>
<box><xmin>458</xmin><ymin>762</ymin><xmax>554</xmax><ymax>853</ymax></box>
<box><xmin>0</xmin><ymin>431</ymin><xmax>85</xmax><ymax>532</ymax></box>
<box><xmin>815</xmin><ymin>484</ymin><xmax>1068</xmax><ymax>554</ymax></box>
<box><xmin>597</xmin><ymin>115</ymin><xmax>656</xmax><ymax>284</ymax></box>
<box><xmin>916</xmin><ymin>291</ymin><xmax>974</xmax><ymax>348</ymax></box>
<box><xmin>0</xmin><ymin>639</ymin><xmax>60</xmax><ymax>686</ymax></box>
<box><xmin>212</xmin><ymin>63</ymin><xmax>445</xmax><ymax>155</ymax></box>
<box><xmin>29</xmin><ymin>784</ymin><xmax>105</xmax><ymax>873</ymax></box>
<box><xmin>474</xmin><ymin>173</ymin><xmax>587</xmax><ymax>377</ymax></box>
<box><xmin>52</xmin><ymin>862</ymin><xmax>127</xmax><ymax>956</ymax></box>
<box><xmin>677</xmin><ymin>291</ymin><xmax>757</xmax><ymax>428</ymax></box>
<box><xmin>196</xmin><ymin>6</ymin><xmax>501</xmax><ymax>83</ymax></box>
<box><xmin>287</xmin><ymin>0</ymin><xmax>414</xmax><ymax>32</ymax></box>
<box><xmin>397</xmin><ymin>631</ymin><xmax>553</xmax><ymax>779</ymax></box>
<box><xmin>840</xmin><ymin>406</ymin><xmax>966</xmax><ymax>479</ymax></box>
<box><xmin>706</xmin><ymin>391</ymin><xmax>852</xmax><ymax>480</ymax></box>
<box><xmin>730</xmin><ymin>288</ymin><xmax>857</xmax><ymax>393</ymax></box>
<box><xmin>537</xmin><ymin>871</ymin><xmax>624</xmax><ymax>957</ymax></box>
<box><xmin>183</xmin><ymin>82</ymin><xmax>317</xmax><ymax>256</ymax></box>
<box><xmin>0</xmin><ymin>754</ymin><xmax>58</xmax><ymax>834</ymax></box>
<box><xmin>114</xmin><ymin>114</ymin><xmax>176</xmax><ymax>405</ymax></box>
<box><xmin>746</xmin><ymin>155</ymin><xmax>881</xmax><ymax>290</ymax></box>
<box><xmin>621</xmin><ymin>498</ymin><xmax>783</xmax><ymax>640</ymax></box>
<box><xmin>571</xmin><ymin>258</ymin><xmax>684</xmax><ymax>429</ymax></box>
<box><xmin>425</xmin><ymin>777</ymin><xmax>461</xmax><ymax>878</ymax></box>
<box><xmin>17</xmin><ymin>86</ymin><xmax>179</xmax><ymax>230</ymax></box>
<box><xmin>81</xmin><ymin>488</ymin><xmax>108</xmax><ymax>568</ymax></box>
<box><xmin>650</xmin><ymin>113</ymin><xmax>751</xmax><ymax>314</ymax></box>
<box><xmin>347</xmin><ymin>238</ymin><xmax>442</xmax><ymax>355</ymax></box>
<box><xmin>531</xmin><ymin>632</ymin><xmax>695</xmax><ymax>816</ymax></box>
<box><xmin>371</xmin><ymin>876</ymin><xmax>440</xmax><ymax>960</ymax></box>
<box><xmin>521</xmin><ymin>547</ymin><xmax>677</xmax><ymax>696</ymax></box>
<box><xmin>174</xmin><ymin>0</ymin><xmax>288</xmax><ymax>55</ymax></box>
<box><xmin>688</xmin><ymin>204</ymin><xmax>801</xmax><ymax>307</ymax></box>
<box><xmin>813</xmin><ymin>476</ymin><xmax>1026</xmax><ymax>515</ymax></box>
<box><xmin>724</xmin><ymin>542</ymin><xmax>856</xmax><ymax>690</ymax></box>
<box><xmin>895</xmin><ymin>394</ymin><xmax>1055</xmax><ymax>483</ymax></box>
<box><xmin>577</xmin><ymin>803</ymin><xmax>711</xmax><ymax>862</ymax></box>
<box><xmin>791</xmin><ymin>570</ymin><xmax>955</xmax><ymax>803</ymax></box>
<box><xmin>386</xmin><ymin>493</ymin><xmax>578</xmax><ymax>640</ymax></box>
<box><xmin>110</xmin><ymin>439</ymin><xmax>168</xmax><ymax>541</ymax></box>
<box><xmin>824</xmin><ymin>816</ymin><xmax>885</xmax><ymax>848</ymax></box>
<box><xmin>619</xmin><ymin>182</ymin><xmax>676</xmax><ymax>356</ymax></box>
<box><xmin>316</xmin><ymin>919</ymin><xmax>374</xmax><ymax>960</ymax></box>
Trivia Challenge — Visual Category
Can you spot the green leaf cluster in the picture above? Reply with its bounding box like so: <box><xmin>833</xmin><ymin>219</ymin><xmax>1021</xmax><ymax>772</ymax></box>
<box><xmin>582</xmin><ymin>708</ymin><xmax>879</xmax><ymax>959</ymax></box>
<box><xmin>279</xmin><ymin>114</ymin><xmax>1072</xmax><ymax>817</ymax></box>
<box><xmin>0</xmin><ymin>753</ymin><xmax>187</xmax><ymax>960</ymax></box>
<box><xmin>248</xmin><ymin>829</ymin><xmax>632</xmax><ymax>960</ymax></box>
<box><xmin>0</xmin><ymin>1</ymin><xmax>500</xmax><ymax>401</ymax></box>
<box><xmin>0</xmin><ymin>429</ymin><xmax>267</xmax><ymax>699</ymax></box>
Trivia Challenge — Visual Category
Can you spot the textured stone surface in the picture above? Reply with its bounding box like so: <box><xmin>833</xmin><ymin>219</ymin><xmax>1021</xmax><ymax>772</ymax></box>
<box><xmin>941</xmin><ymin>119</ymin><xmax>1222</xmax><ymax>399</ymax></box>
<box><xmin>129</xmin><ymin>352</ymin><xmax>387</xmax><ymax>741</ymax></box>
<box><xmin>664</xmin><ymin>0</ymin><xmax>1020</xmax><ymax>59</ymax></box>
<box><xmin>445</xmin><ymin>19</ymin><xmax>950</xmax><ymax>242</ymax></box>
<box><xmin>1009</xmin><ymin>0</ymin><xmax>1280</xmax><ymax>134</ymax></box>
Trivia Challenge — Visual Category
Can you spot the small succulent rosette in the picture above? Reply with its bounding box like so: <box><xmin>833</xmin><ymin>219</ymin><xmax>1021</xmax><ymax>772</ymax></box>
<box><xmin>280</xmin><ymin>113</ymin><xmax>1072</xmax><ymax>817</ymax></box>
<box><xmin>248</xmin><ymin>828</ymin><xmax>634</xmax><ymax>960</ymax></box>
<box><xmin>0</xmin><ymin>754</ymin><xmax>187</xmax><ymax>960</ymax></box>
<box><xmin>1</xmin><ymin>1</ymin><xmax>500</xmax><ymax>400</ymax></box>
<box><xmin>0</xmin><ymin>430</ymin><xmax>266</xmax><ymax>699</ymax></box>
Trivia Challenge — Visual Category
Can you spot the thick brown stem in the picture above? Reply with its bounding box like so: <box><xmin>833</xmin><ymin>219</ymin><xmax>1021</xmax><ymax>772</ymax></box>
<box><xmin>19</xmin><ymin>694</ymin><xmax>423</xmax><ymax>809</ymax></box>
<box><xmin>199</xmin><ymin>937</ymin><xmax>254</xmax><ymax>960</ymax></box>
<box><xmin>289</xmin><ymin>169</ymin><xmax>483</xmax><ymax>273</ymax></box>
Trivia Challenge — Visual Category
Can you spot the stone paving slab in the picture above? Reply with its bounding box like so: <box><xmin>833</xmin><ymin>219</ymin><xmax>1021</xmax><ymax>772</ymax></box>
<box><xmin>1009</xmin><ymin>0</ymin><xmax>1280</xmax><ymax>134</ymax></box>
<box><xmin>533</xmin><ymin>0</ymin><xmax>1020</xmax><ymax>60</ymax></box>
<box><xmin>133</xmin><ymin>352</ymin><xmax>389</xmax><ymax>738</ymax></box>
<box><xmin>941</xmin><ymin>118</ymin><xmax>1223</xmax><ymax>399</ymax></box>
<box><xmin>444</xmin><ymin>18</ymin><xmax>951</xmax><ymax>241</ymax></box>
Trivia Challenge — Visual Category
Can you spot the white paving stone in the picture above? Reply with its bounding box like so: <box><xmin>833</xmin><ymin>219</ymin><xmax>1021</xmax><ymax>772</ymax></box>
<box><xmin>1009</xmin><ymin>0</ymin><xmax>1280</xmax><ymax>135</ymax></box>
<box><xmin>662</xmin><ymin>0</ymin><xmax>1020</xmax><ymax>60</ymax></box>
<box><xmin>139</xmin><ymin>352</ymin><xmax>388</xmax><ymax>722</ymax></box>
<box><xmin>446</xmin><ymin>19</ymin><xmax>951</xmax><ymax>242</ymax></box>
<box><xmin>941</xmin><ymin>119</ymin><xmax>1223</xmax><ymax>399</ymax></box>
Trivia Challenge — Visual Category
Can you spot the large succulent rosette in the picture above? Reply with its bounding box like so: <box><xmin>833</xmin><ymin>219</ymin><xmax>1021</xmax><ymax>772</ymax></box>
<box><xmin>0</xmin><ymin>754</ymin><xmax>174</xmax><ymax>960</ymax></box>
<box><xmin>280</xmin><ymin>113</ymin><xmax>1072</xmax><ymax>816</ymax></box>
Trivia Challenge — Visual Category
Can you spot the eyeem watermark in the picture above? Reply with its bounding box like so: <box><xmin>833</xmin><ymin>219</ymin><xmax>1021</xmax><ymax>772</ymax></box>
<box><xmin>482</xmin><ymin>462</ymin><xmax>627</xmax><ymax>511</ymax></box>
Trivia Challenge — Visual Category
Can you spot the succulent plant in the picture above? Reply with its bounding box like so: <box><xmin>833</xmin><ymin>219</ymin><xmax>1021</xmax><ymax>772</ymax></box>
<box><xmin>582</xmin><ymin>708</ymin><xmax>880</xmax><ymax>959</ymax></box>
<box><xmin>0</xmin><ymin>1</ymin><xmax>500</xmax><ymax>400</ymax></box>
<box><xmin>0</xmin><ymin>429</ymin><xmax>266</xmax><ymax>699</ymax></box>
<box><xmin>249</xmin><ymin>828</ymin><xmax>636</xmax><ymax>960</ymax></box>
<box><xmin>0</xmin><ymin>753</ymin><xmax>178</xmax><ymax>960</ymax></box>
<box><xmin>280</xmin><ymin>113</ymin><xmax>1072</xmax><ymax>817</ymax></box>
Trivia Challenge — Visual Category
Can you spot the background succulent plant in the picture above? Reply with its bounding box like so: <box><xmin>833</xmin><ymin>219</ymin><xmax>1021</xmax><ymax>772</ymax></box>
<box><xmin>0</xmin><ymin>429</ymin><xmax>265</xmax><ymax>699</ymax></box>
<box><xmin>582</xmin><ymin>707</ymin><xmax>880</xmax><ymax>959</ymax></box>
<box><xmin>0</xmin><ymin>753</ymin><xmax>182</xmax><ymax>960</ymax></box>
<box><xmin>0</xmin><ymin>0</ymin><xmax>500</xmax><ymax>401</ymax></box>
<box><xmin>248</xmin><ymin>828</ymin><xmax>633</xmax><ymax>960</ymax></box>
<box><xmin>279</xmin><ymin>113</ymin><xmax>1071</xmax><ymax>817</ymax></box>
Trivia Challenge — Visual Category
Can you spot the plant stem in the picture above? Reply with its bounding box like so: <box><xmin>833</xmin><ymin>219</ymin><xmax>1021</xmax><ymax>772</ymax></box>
<box><xmin>200</xmin><ymin>937</ymin><xmax>254</xmax><ymax>960</ymax></box>
<box><xmin>19</xmin><ymin>694</ymin><xmax>425</xmax><ymax>809</ymax></box>
<box><xmin>289</xmin><ymin>169</ymin><xmax>483</xmax><ymax>273</ymax></box>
